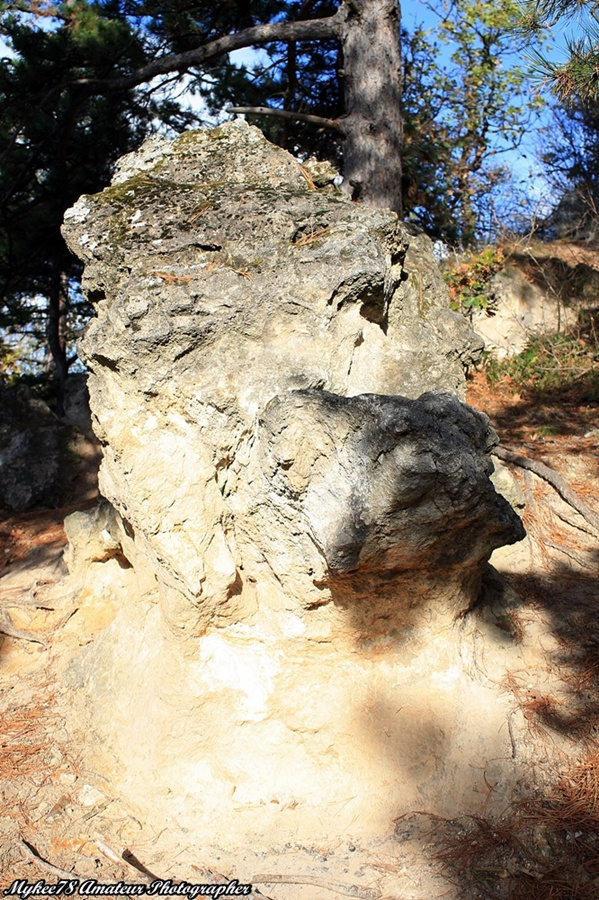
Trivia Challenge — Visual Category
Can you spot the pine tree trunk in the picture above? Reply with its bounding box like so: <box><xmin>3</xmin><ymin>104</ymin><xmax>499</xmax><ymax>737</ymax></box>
<box><xmin>47</xmin><ymin>271</ymin><xmax>69</xmax><ymax>417</ymax></box>
<box><xmin>340</xmin><ymin>0</ymin><xmax>403</xmax><ymax>214</ymax></box>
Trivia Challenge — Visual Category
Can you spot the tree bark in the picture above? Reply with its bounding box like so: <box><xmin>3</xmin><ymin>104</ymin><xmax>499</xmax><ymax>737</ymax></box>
<box><xmin>339</xmin><ymin>0</ymin><xmax>403</xmax><ymax>214</ymax></box>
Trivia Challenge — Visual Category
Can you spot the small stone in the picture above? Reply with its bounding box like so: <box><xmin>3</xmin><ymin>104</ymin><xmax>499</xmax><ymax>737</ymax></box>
<box><xmin>78</xmin><ymin>784</ymin><xmax>106</xmax><ymax>807</ymax></box>
<box><xmin>58</xmin><ymin>773</ymin><xmax>78</xmax><ymax>785</ymax></box>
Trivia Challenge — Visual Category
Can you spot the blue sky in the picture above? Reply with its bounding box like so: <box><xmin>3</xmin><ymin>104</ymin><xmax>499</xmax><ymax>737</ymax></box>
<box><xmin>0</xmin><ymin>1</ymin><xmax>588</xmax><ymax>219</ymax></box>
<box><xmin>402</xmin><ymin>0</ymin><xmax>588</xmax><ymax>218</ymax></box>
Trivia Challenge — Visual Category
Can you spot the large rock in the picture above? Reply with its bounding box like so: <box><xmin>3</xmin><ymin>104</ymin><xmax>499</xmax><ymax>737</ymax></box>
<box><xmin>255</xmin><ymin>388</ymin><xmax>520</xmax><ymax>622</ymax></box>
<box><xmin>61</xmin><ymin>121</ymin><xmax>525</xmax><ymax>850</ymax></box>
<box><xmin>0</xmin><ymin>384</ymin><xmax>65</xmax><ymax>511</ymax></box>
<box><xmin>470</xmin><ymin>242</ymin><xmax>599</xmax><ymax>359</ymax></box>
<box><xmin>61</xmin><ymin>120</ymin><xmax>503</xmax><ymax>633</ymax></box>
<box><xmin>0</xmin><ymin>380</ymin><xmax>90</xmax><ymax>511</ymax></box>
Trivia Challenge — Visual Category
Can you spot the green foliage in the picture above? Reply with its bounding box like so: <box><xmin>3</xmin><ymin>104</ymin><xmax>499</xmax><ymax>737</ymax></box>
<box><xmin>402</xmin><ymin>0</ymin><xmax>545</xmax><ymax>246</ymax></box>
<box><xmin>443</xmin><ymin>246</ymin><xmax>506</xmax><ymax>318</ymax></box>
<box><xmin>195</xmin><ymin>1</ymin><xmax>342</xmax><ymax>166</ymax></box>
<box><xmin>484</xmin><ymin>323</ymin><xmax>599</xmax><ymax>399</ymax></box>
<box><xmin>518</xmin><ymin>0</ymin><xmax>599</xmax><ymax>103</ymax></box>
<box><xmin>136</xmin><ymin>0</ymin><xmax>288</xmax><ymax>49</ymax></box>
<box><xmin>0</xmin><ymin>333</ymin><xmax>24</xmax><ymax>379</ymax></box>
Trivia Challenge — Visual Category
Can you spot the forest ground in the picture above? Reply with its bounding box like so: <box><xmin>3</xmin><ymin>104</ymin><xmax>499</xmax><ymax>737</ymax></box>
<box><xmin>0</xmin><ymin>370</ymin><xmax>598</xmax><ymax>900</ymax></box>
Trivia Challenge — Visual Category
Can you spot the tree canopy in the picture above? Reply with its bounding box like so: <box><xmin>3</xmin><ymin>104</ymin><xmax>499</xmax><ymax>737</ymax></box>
<box><xmin>0</xmin><ymin>0</ymin><xmax>548</xmax><ymax>401</ymax></box>
<box><xmin>402</xmin><ymin>0</ymin><xmax>542</xmax><ymax>246</ymax></box>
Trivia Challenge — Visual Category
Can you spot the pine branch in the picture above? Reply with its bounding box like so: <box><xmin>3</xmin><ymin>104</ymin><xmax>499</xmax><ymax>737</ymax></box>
<box><xmin>519</xmin><ymin>1</ymin><xmax>599</xmax><ymax>102</ymax></box>
<box><xmin>72</xmin><ymin>10</ymin><xmax>345</xmax><ymax>93</ymax></box>
<box><xmin>227</xmin><ymin>106</ymin><xmax>343</xmax><ymax>131</ymax></box>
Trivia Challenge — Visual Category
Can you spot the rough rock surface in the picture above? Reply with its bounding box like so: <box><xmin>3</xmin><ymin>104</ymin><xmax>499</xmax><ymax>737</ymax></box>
<box><xmin>256</xmin><ymin>388</ymin><xmax>522</xmax><ymax>621</ymax></box>
<box><xmin>61</xmin><ymin>120</ymin><xmax>509</xmax><ymax>632</ymax></box>
<box><xmin>60</xmin><ymin>121</ymin><xmax>525</xmax><ymax>848</ymax></box>
<box><xmin>0</xmin><ymin>385</ymin><xmax>64</xmax><ymax>511</ymax></box>
<box><xmin>471</xmin><ymin>243</ymin><xmax>599</xmax><ymax>359</ymax></box>
<box><xmin>472</xmin><ymin>264</ymin><xmax>574</xmax><ymax>358</ymax></box>
<box><xmin>0</xmin><ymin>382</ymin><xmax>82</xmax><ymax>511</ymax></box>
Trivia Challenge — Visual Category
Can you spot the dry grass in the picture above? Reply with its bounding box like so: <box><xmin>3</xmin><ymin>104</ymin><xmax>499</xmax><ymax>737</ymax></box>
<box><xmin>541</xmin><ymin>751</ymin><xmax>599</xmax><ymax>832</ymax></box>
<box><xmin>431</xmin><ymin>750</ymin><xmax>599</xmax><ymax>898</ymax></box>
<box><xmin>0</xmin><ymin>691</ymin><xmax>57</xmax><ymax>781</ymax></box>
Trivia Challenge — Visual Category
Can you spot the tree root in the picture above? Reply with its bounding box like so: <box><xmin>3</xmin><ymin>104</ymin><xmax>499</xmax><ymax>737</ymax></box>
<box><xmin>493</xmin><ymin>445</ymin><xmax>599</xmax><ymax>535</ymax></box>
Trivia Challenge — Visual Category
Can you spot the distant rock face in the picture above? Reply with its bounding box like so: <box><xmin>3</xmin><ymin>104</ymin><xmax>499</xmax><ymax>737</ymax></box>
<box><xmin>0</xmin><ymin>385</ymin><xmax>66</xmax><ymax>511</ymax></box>
<box><xmin>544</xmin><ymin>188</ymin><xmax>598</xmax><ymax>242</ymax></box>
<box><xmin>62</xmin><ymin>120</ymin><xmax>520</xmax><ymax>635</ymax></box>
<box><xmin>0</xmin><ymin>376</ymin><xmax>99</xmax><ymax>512</ymax></box>
<box><xmin>472</xmin><ymin>246</ymin><xmax>599</xmax><ymax>359</ymax></box>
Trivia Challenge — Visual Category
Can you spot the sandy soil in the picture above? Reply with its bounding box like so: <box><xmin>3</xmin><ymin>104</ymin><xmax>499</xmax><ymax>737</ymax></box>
<box><xmin>0</xmin><ymin>372</ymin><xmax>598</xmax><ymax>900</ymax></box>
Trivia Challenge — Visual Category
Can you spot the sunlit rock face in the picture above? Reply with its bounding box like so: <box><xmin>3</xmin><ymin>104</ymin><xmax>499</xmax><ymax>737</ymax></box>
<box><xmin>61</xmin><ymin>120</ymin><xmax>511</xmax><ymax>633</ymax></box>
<box><xmin>61</xmin><ymin>121</ymin><xmax>524</xmax><ymax>849</ymax></box>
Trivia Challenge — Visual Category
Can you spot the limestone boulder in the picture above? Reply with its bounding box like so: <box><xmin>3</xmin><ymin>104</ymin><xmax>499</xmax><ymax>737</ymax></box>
<box><xmin>254</xmin><ymin>388</ymin><xmax>522</xmax><ymax>624</ymax></box>
<box><xmin>59</xmin><ymin>121</ymin><xmax>527</xmax><ymax>852</ymax></box>
<box><xmin>61</xmin><ymin>120</ymin><xmax>508</xmax><ymax>634</ymax></box>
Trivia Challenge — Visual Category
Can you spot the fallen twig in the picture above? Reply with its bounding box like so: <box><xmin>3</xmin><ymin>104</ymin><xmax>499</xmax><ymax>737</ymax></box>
<box><xmin>93</xmin><ymin>834</ymin><xmax>158</xmax><ymax>883</ymax></box>
<box><xmin>151</xmin><ymin>271</ymin><xmax>193</xmax><ymax>284</ymax></box>
<box><xmin>93</xmin><ymin>836</ymin><xmax>122</xmax><ymax>865</ymax></box>
<box><xmin>493</xmin><ymin>445</ymin><xmax>599</xmax><ymax>534</ymax></box>
<box><xmin>298</xmin><ymin>164</ymin><xmax>317</xmax><ymax>190</ymax></box>
<box><xmin>0</xmin><ymin>610</ymin><xmax>48</xmax><ymax>647</ymax></box>
<box><xmin>508</xmin><ymin>710</ymin><xmax>517</xmax><ymax>759</ymax></box>
<box><xmin>251</xmin><ymin>873</ymin><xmax>381</xmax><ymax>899</ymax></box>
<box><xmin>122</xmin><ymin>849</ymin><xmax>161</xmax><ymax>882</ymax></box>
<box><xmin>293</xmin><ymin>226</ymin><xmax>331</xmax><ymax>247</ymax></box>
<box><xmin>20</xmin><ymin>838</ymin><xmax>77</xmax><ymax>879</ymax></box>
